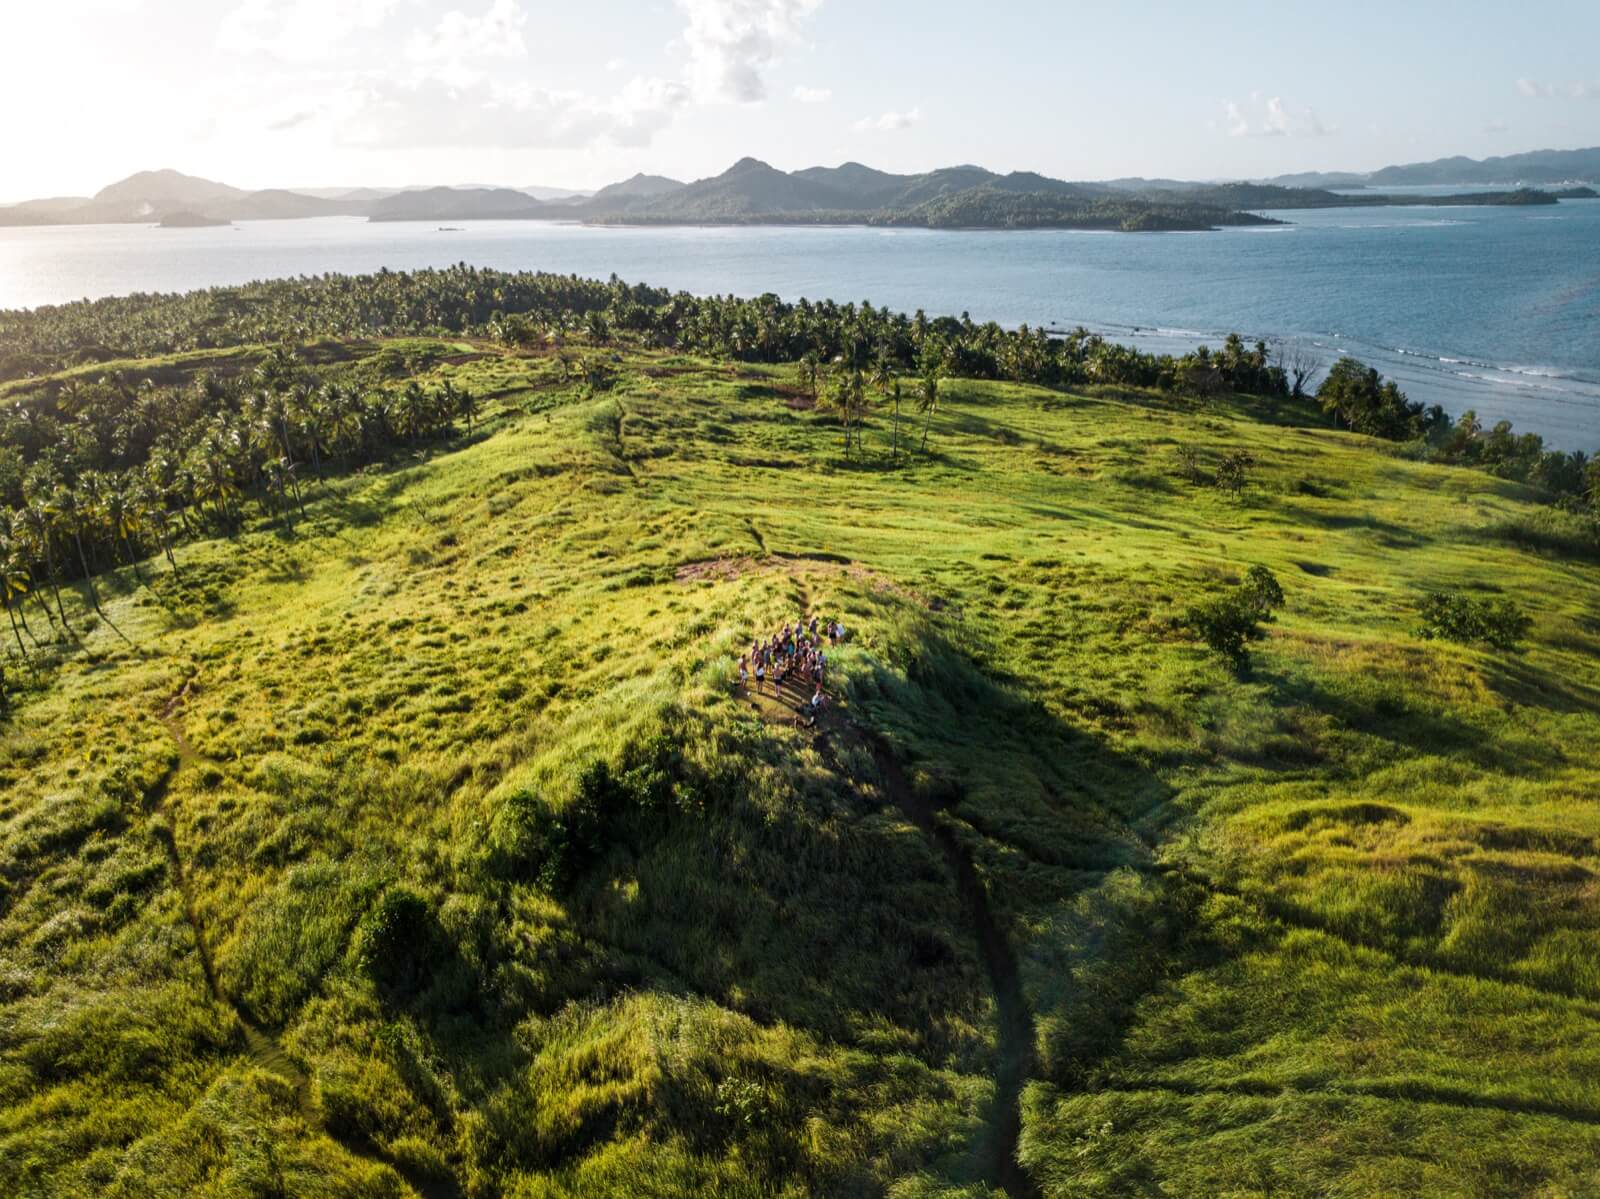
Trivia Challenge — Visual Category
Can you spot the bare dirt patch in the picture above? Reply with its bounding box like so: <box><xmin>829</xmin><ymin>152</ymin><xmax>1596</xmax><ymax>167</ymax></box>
<box><xmin>674</xmin><ymin>553</ymin><xmax>956</xmax><ymax>615</ymax></box>
<box><xmin>675</xmin><ymin>556</ymin><xmax>764</xmax><ymax>583</ymax></box>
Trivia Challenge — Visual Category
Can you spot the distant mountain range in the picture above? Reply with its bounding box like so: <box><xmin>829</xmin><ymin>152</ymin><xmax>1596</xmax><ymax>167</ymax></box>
<box><xmin>0</xmin><ymin>171</ymin><xmax>594</xmax><ymax>228</ymax></box>
<box><xmin>1254</xmin><ymin>145</ymin><xmax>1600</xmax><ymax>189</ymax></box>
<box><xmin>3</xmin><ymin>146</ymin><xmax>1596</xmax><ymax>233</ymax></box>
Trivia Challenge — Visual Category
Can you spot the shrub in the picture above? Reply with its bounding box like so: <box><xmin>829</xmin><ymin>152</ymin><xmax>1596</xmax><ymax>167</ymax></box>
<box><xmin>1214</xmin><ymin>450</ymin><xmax>1254</xmax><ymax>498</ymax></box>
<box><xmin>1184</xmin><ymin>565</ymin><xmax>1284</xmax><ymax>670</ymax></box>
<box><xmin>352</xmin><ymin>886</ymin><xmax>438</xmax><ymax>995</ymax></box>
<box><xmin>1240</xmin><ymin>564</ymin><xmax>1284</xmax><ymax>616</ymax></box>
<box><xmin>1174</xmin><ymin>444</ymin><xmax>1205</xmax><ymax>484</ymax></box>
<box><xmin>487</xmin><ymin>734</ymin><xmax>701</xmax><ymax>892</ymax></box>
<box><xmin>1417</xmin><ymin>591</ymin><xmax>1532</xmax><ymax>651</ymax></box>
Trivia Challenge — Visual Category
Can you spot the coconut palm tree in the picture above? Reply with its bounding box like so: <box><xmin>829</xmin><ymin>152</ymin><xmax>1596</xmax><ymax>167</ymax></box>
<box><xmin>18</xmin><ymin>504</ymin><xmax>69</xmax><ymax>632</ymax></box>
<box><xmin>797</xmin><ymin>352</ymin><xmax>821</xmax><ymax>408</ymax></box>
<box><xmin>193</xmin><ymin>446</ymin><xmax>240</xmax><ymax>533</ymax></box>
<box><xmin>263</xmin><ymin>459</ymin><xmax>297</xmax><ymax>530</ymax></box>
<box><xmin>103</xmin><ymin>481</ymin><xmax>146</xmax><ymax>584</ymax></box>
<box><xmin>136</xmin><ymin>483</ymin><xmax>182</xmax><ymax>580</ymax></box>
<box><xmin>0</xmin><ymin>533</ymin><xmax>33</xmax><ymax>662</ymax></box>
<box><xmin>917</xmin><ymin>361</ymin><xmax>944</xmax><ymax>453</ymax></box>
<box><xmin>55</xmin><ymin>483</ymin><xmax>103</xmax><ymax>611</ymax></box>
<box><xmin>827</xmin><ymin>358</ymin><xmax>868</xmax><ymax>457</ymax></box>
<box><xmin>890</xmin><ymin>379</ymin><xmax>905</xmax><ymax>462</ymax></box>
<box><xmin>454</xmin><ymin>384</ymin><xmax>480</xmax><ymax>434</ymax></box>
<box><xmin>49</xmin><ymin>484</ymin><xmax>102</xmax><ymax>614</ymax></box>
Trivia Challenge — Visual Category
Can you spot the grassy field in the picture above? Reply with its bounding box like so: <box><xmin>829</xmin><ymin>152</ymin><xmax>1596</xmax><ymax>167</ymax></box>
<box><xmin>3</xmin><ymin>338</ymin><xmax>1599</xmax><ymax>1197</ymax></box>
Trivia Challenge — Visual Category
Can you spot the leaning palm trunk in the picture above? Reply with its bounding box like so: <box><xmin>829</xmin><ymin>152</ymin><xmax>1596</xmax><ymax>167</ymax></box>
<box><xmin>73</xmin><ymin>533</ymin><xmax>102</xmax><ymax>613</ymax></box>
<box><xmin>41</xmin><ymin>542</ymin><xmax>71</xmax><ymax>630</ymax></box>
<box><xmin>122</xmin><ymin>534</ymin><xmax>145</xmax><ymax>585</ymax></box>
<box><xmin>32</xmin><ymin>587</ymin><xmax>57</xmax><ymax>636</ymax></box>
<box><xmin>7</xmin><ymin>603</ymin><xmax>28</xmax><ymax>663</ymax></box>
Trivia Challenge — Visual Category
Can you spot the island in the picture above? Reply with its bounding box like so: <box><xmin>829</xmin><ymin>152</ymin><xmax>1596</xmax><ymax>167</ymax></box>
<box><xmin>6</xmin><ymin>150</ymin><xmax>1598</xmax><ymax>233</ymax></box>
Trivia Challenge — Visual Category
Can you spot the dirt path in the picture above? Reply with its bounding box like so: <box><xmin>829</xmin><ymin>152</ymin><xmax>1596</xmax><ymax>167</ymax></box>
<box><xmin>154</xmin><ymin>678</ymin><xmax>462</xmax><ymax>1199</ymax></box>
<box><xmin>743</xmin><ymin>673</ymin><xmax>1039</xmax><ymax>1197</ymax></box>
<box><xmin>867</xmin><ymin>741</ymin><xmax>1041</xmax><ymax>1199</ymax></box>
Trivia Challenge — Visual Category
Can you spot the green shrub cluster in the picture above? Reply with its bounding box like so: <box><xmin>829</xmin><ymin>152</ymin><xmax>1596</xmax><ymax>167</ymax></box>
<box><xmin>351</xmin><ymin>885</ymin><xmax>440</xmax><ymax>996</ymax></box>
<box><xmin>489</xmin><ymin>733</ymin><xmax>703</xmax><ymax>892</ymax></box>
<box><xmin>1416</xmin><ymin>590</ymin><xmax>1532</xmax><ymax>651</ymax></box>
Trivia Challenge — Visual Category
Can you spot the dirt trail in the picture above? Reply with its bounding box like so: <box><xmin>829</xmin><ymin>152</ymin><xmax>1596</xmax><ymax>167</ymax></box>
<box><xmin>743</xmin><ymin>681</ymin><xmax>1038</xmax><ymax>1193</ymax></box>
<box><xmin>867</xmin><ymin>741</ymin><xmax>1041</xmax><ymax>1199</ymax></box>
<box><xmin>154</xmin><ymin>678</ymin><xmax>462</xmax><ymax>1199</ymax></box>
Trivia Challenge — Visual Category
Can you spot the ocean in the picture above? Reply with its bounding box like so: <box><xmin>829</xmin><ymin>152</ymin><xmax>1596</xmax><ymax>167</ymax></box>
<box><xmin>3</xmin><ymin>198</ymin><xmax>1598</xmax><ymax>448</ymax></box>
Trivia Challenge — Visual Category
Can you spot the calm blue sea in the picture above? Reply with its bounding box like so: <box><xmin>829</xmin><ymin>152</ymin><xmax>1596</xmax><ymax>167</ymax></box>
<box><xmin>3</xmin><ymin>198</ymin><xmax>1597</xmax><ymax>448</ymax></box>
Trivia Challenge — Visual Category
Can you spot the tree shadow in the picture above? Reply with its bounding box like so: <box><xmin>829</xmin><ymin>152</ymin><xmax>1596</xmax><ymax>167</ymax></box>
<box><xmin>1254</xmin><ymin>665</ymin><xmax>1566</xmax><ymax>775</ymax></box>
<box><xmin>1275</xmin><ymin>504</ymin><xmax>1432</xmax><ymax>548</ymax></box>
<box><xmin>1480</xmin><ymin>654</ymin><xmax>1600</xmax><ymax>717</ymax></box>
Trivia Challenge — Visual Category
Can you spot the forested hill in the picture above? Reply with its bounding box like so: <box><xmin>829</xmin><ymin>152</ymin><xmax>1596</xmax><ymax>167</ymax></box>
<box><xmin>2</xmin><ymin>267</ymin><xmax>1600</xmax><ymax>1196</ymax></box>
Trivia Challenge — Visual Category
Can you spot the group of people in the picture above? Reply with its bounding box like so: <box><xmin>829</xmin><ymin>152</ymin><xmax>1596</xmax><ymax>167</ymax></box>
<box><xmin>738</xmin><ymin>615</ymin><xmax>847</xmax><ymax>724</ymax></box>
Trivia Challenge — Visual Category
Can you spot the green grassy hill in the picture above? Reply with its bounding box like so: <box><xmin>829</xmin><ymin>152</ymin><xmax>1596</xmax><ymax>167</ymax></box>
<box><xmin>4</xmin><ymin>334</ymin><xmax>1599</xmax><ymax>1197</ymax></box>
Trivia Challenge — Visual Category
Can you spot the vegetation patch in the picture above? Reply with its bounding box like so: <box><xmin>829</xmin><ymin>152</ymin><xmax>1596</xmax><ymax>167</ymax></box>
<box><xmin>0</xmin><ymin>270</ymin><xmax>1597</xmax><ymax>1196</ymax></box>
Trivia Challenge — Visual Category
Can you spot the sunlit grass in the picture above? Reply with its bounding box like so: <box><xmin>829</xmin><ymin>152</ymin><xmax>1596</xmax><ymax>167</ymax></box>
<box><xmin>3</xmin><ymin>342</ymin><xmax>1598</xmax><ymax>1195</ymax></box>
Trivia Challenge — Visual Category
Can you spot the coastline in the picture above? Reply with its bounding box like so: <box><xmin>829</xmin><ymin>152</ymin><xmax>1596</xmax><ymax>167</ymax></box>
<box><xmin>2</xmin><ymin>208</ymin><xmax>1596</xmax><ymax>448</ymax></box>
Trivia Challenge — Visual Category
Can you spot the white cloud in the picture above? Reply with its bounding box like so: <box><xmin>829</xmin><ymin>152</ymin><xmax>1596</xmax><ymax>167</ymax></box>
<box><xmin>1223</xmin><ymin>95</ymin><xmax>1333</xmax><ymax>138</ymax></box>
<box><xmin>792</xmin><ymin>84</ymin><xmax>830</xmax><ymax>103</ymax></box>
<box><xmin>217</xmin><ymin>0</ymin><xmax>400</xmax><ymax>62</ymax></box>
<box><xmin>268</xmin><ymin>109</ymin><xmax>317</xmax><ymax>132</ymax></box>
<box><xmin>223</xmin><ymin>0</ymin><xmax>826</xmax><ymax>157</ymax></box>
<box><xmin>407</xmin><ymin>0</ymin><xmax>527</xmax><ymax>64</ymax></box>
<box><xmin>336</xmin><ymin>73</ymin><xmax>689</xmax><ymax>150</ymax></box>
<box><xmin>1484</xmin><ymin>118</ymin><xmax>1510</xmax><ymax>134</ymax></box>
<box><xmin>853</xmin><ymin>105</ymin><xmax>919</xmax><ymax>132</ymax></box>
<box><xmin>1517</xmin><ymin>77</ymin><xmax>1600</xmax><ymax>99</ymax></box>
<box><xmin>678</xmin><ymin>0</ymin><xmax>823</xmax><ymax>102</ymax></box>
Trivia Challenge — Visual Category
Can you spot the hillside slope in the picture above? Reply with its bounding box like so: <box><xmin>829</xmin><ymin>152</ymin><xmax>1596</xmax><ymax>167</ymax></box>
<box><xmin>2</xmin><ymin>328</ymin><xmax>1599</xmax><ymax>1197</ymax></box>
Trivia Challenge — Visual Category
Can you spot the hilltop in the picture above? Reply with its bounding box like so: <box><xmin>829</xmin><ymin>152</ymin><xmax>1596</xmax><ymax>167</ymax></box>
<box><xmin>1</xmin><ymin>270</ymin><xmax>1599</xmax><ymax>1196</ymax></box>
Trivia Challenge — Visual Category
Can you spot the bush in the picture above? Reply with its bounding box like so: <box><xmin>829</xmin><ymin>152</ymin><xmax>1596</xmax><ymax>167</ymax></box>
<box><xmin>352</xmin><ymin>886</ymin><xmax>438</xmax><ymax>995</ymax></box>
<box><xmin>1240</xmin><ymin>564</ymin><xmax>1284</xmax><ymax>616</ymax></box>
<box><xmin>1214</xmin><ymin>450</ymin><xmax>1254</xmax><ymax>497</ymax></box>
<box><xmin>1184</xmin><ymin>565</ymin><xmax>1284</xmax><ymax>670</ymax></box>
<box><xmin>1489</xmin><ymin>507</ymin><xmax>1600</xmax><ymax>562</ymax></box>
<box><xmin>1417</xmin><ymin>591</ymin><xmax>1532</xmax><ymax>651</ymax></box>
<box><xmin>1174</xmin><ymin>444</ymin><xmax>1205</xmax><ymax>484</ymax></box>
<box><xmin>488</xmin><ymin>734</ymin><xmax>701</xmax><ymax>892</ymax></box>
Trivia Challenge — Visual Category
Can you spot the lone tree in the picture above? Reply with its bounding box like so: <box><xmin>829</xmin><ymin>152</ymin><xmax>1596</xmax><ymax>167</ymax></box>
<box><xmin>1185</xmin><ymin>564</ymin><xmax>1284</xmax><ymax>671</ymax></box>
<box><xmin>1281</xmin><ymin>343</ymin><xmax>1320</xmax><ymax>399</ymax></box>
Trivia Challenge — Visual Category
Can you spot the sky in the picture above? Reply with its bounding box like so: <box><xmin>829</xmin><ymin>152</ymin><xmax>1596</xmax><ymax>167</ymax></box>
<box><xmin>5</xmin><ymin>0</ymin><xmax>1600</xmax><ymax>198</ymax></box>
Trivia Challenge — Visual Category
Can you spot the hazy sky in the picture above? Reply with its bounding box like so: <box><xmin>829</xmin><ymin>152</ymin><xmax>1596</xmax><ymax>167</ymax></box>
<box><xmin>7</xmin><ymin>0</ymin><xmax>1599</xmax><ymax>197</ymax></box>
